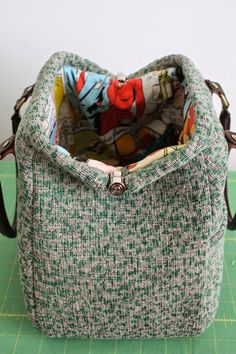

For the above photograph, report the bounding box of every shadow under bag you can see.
[0,51,236,338]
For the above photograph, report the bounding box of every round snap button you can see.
[109,182,125,195]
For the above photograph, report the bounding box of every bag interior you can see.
[44,65,195,172]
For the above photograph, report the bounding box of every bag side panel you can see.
[15,136,38,328]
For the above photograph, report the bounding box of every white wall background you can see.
[0,0,235,169]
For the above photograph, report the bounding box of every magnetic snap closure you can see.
[108,170,126,195]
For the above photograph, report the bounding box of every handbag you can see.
[0,51,236,338]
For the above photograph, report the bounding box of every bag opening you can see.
[43,64,195,173]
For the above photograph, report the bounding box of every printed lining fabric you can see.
[45,66,195,172]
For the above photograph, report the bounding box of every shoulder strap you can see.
[0,136,17,237]
[224,130,236,230]
[206,80,236,230]
[11,84,35,134]
[0,85,34,238]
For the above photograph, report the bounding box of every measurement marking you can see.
[12,317,24,354]
[139,339,143,354]
[0,313,27,317]
[38,335,44,354]
[213,322,218,354]
[63,338,68,354]
[224,261,236,317]
[164,338,167,354]
[214,318,236,323]
[114,339,118,354]
[88,339,93,354]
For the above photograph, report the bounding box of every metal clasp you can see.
[108,169,126,195]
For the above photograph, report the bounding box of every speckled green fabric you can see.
[15,52,229,338]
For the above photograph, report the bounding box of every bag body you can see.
[15,52,229,338]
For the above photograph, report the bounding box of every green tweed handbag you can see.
[0,51,236,338]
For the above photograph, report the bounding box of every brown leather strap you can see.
[206,80,236,230]
[224,130,236,230]
[0,84,34,238]
[0,135,17,237]
[11,84,35,134]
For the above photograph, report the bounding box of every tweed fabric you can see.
[15,52,229,338]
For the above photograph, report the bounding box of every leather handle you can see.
[11,84,35,134]
[0,135,17,238]
[224,130,236,230]
[0,84,34,238]
[206,80,236,230]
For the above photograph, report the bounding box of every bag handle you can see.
[0,135,17,237]
[0,84,34,238]
[1,80,235,238]
[224,130,236,230]
[205,80,236,230]
[11,84,35,134]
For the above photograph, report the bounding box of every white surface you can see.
[0,0,235,169]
